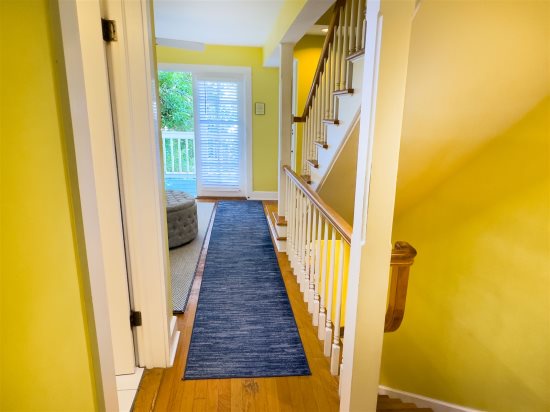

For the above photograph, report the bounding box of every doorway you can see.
[158,64,251,198]
[159,71,197,196]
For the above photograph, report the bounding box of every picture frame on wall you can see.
[255,102,265,115]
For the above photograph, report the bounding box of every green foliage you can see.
[158,71,194,131]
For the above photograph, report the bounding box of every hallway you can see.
[133,201,340,411]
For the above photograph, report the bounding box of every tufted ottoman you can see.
[166,190,198,248]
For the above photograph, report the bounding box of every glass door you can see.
[193,74,246,197]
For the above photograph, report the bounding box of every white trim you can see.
[159,63,252,76]
[340,0,416,410]
[168,316,180,367]
[53,0,119,409]
[248,191,278,200]
[379,387,482,412]
[101,0,172,368]
[277,43,294,217]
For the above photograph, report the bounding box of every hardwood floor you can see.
[133,200,341,411]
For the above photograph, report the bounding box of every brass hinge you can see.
[130,310,142,327]
[101,18,117,42]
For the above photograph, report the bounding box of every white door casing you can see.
[100,0,173,369]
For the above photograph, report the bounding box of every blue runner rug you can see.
[184,201,310,380]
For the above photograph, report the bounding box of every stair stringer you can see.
[310,57,364,189]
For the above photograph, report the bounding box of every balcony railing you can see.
[162,130,195,175]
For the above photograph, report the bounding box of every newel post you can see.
[277,43,294,218]
[339,0,416,410]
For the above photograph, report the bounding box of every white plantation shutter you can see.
[195,77,243,193]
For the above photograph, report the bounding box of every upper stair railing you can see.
[294,0,366,181]
[284,166,417,376]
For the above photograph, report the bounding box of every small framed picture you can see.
[255,102,265,115]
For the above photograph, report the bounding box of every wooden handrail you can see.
[385,242,417,332]
[284,165,352,243]
[299,0,346,120]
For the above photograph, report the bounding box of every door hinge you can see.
[130,310,142,327]
[101,18,118,42]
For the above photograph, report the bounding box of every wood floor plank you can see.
[132,368,163,411]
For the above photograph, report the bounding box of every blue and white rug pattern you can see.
[184,201,311,379]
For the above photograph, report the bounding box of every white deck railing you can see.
[162,130,195,175]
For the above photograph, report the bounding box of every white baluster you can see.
[308,207,317,313]
[331,238,345,376]
[333,14,342,91]
[312,210,323,326]
[288,183,296,269]
[340,0,349,90]
[324,227,337,356]
[326,45,332,119]
[170,138,175,173]
[285,174,294,266]
[349,0,357,54]
[361,3,366,50]
[304,199,312,304]
[318,218,329,340]
[328,43,336,119]
[356,0,363,52]
[300,191,309,293]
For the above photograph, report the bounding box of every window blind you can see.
[196,79,242,191]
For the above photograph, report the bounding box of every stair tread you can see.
[271,210,287,226]
[377,409,432,412]
[306,159,319,168]
[334,88,354,95]
[347,48,365,61]
[322,118,340,125]
[313,141,329,149]
[376,402,417,410]
[301,174,312,184]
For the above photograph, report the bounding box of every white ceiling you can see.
[395,0,550,213]
[154,0,286,47]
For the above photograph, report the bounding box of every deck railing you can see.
[284,166,416,376]
[294,0,366,179]
[162,130,195,175]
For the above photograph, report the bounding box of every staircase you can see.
[294,0,365,189]
[277,0,420,394]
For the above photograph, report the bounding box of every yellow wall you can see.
[156,45,279,192]
[293,35,325,172]
[263,0,307,65]
[318,118,359,224]
[381,97,550,411]
[0,1,97,410]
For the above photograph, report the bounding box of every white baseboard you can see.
[247,191,278,200]
[379,386,481,412]
[168,316,179,367]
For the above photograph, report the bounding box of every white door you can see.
[193,74,247,197]
[100,8,137,376]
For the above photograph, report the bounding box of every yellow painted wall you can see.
[318,118,359,224]
[293,35,324,172]
[156,45,279,192]
[263,0,307,65]
[0,1,97,410]
[381,97,550,411]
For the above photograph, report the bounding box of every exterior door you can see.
[193,74,247,197]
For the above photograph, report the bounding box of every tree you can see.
[158,71,194,131]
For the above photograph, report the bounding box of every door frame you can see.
[158,63,253,198]
[54,0,175,409]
